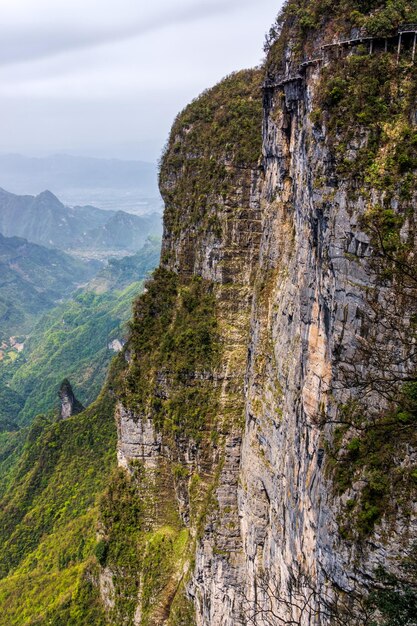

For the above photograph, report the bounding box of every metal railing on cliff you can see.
[264,24,417,91]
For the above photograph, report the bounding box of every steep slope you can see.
[0,379,119,626]
[1,1,417,624]
[235,2,417,623]
[0,187,161,256]
[97,3,417,625]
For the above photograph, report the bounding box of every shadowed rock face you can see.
[58,379,85,419]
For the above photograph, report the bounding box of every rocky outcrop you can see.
[58,379,84,419]
[99,69,266,625]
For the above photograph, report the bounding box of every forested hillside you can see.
[0,233,97,345]
[0,238,160,429]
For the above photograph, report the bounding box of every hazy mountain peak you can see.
[0,187,16,198]
[36,189,62,203]
[0,187,162,256]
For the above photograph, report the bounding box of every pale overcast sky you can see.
[0,0,282,162]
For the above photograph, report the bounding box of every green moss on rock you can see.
[327,384,417,538]
[159,69,263,242]
[123,269,219,442]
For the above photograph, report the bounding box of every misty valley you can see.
[0,178,162,433]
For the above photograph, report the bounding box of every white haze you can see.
[0,0,282,161]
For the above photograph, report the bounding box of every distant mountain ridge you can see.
[0,187,162,256]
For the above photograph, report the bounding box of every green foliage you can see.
[0,239,160,426]
[0,381,23,432]
[94,539,109,567]
[167,588,197,626]
[86,237,161,294]
[124,268,219,442]
[328,384,417,537]
[369,544,417,625]
[364,1,417,36]
[100,267,222,622]
[31,575,108,626]
[0,375,119,624]
[307,17,417,193]
[159,69,262,239]
[5,282,141,425]
[0,429,26,499]
[265,1,417,75]
[98,459,188,624]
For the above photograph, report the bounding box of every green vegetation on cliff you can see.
[314,43,417,541]
[266,1,417,71]
[262,1,417,615]
[160,69,262,240]
[124,268,219,441]
[315,52,417,190]
[95,268,221,625]
[96,269,219,623]
[4,1,417,620]
[97,69,264,625]
[327,383,417,537]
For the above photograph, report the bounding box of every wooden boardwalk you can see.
[265,24,417,91]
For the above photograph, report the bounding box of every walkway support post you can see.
[397,32,402,63]
[413,32,417,62]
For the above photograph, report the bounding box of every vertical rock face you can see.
[101,4,417,624]
[233,5,417,625]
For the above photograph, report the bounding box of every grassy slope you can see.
[0,239,160,623]
[9,281,141,425]
[0,377,119,626]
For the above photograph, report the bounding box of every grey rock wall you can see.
[193,56,416,626]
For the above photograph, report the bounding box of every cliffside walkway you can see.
[265,24,417,90]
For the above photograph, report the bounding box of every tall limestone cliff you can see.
[98,69,265,625]
[98,2,417,624]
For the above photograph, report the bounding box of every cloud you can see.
[0,0,253,66]
[0,0,281,160]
